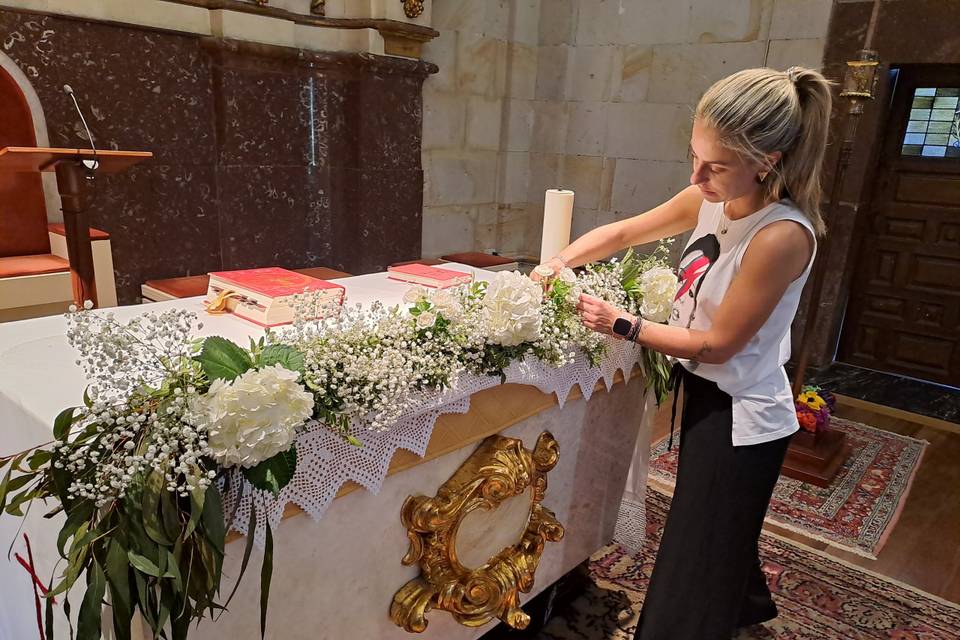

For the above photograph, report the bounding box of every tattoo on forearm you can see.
[693,341,712,362]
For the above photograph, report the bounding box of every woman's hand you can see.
[577,294,635,336]
[530,257,565,283]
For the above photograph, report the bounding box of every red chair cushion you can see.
[0,253,70,278]
[47,223,110,240]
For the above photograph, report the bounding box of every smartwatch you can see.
[612,316,633,338]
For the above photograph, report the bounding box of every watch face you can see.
[613,317,632,336]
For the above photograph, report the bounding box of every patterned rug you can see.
[648,417,927,558]
[537,489,960,639]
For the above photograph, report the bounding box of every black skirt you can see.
[634,367,791,640]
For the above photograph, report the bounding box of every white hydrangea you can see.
[638,267,679,323]
[195,364,314,468]
[481,271,543,346]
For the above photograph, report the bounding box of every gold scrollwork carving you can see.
[402,0,425,19]
[391,432,563,633]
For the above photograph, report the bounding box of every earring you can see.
[756,172,767,184]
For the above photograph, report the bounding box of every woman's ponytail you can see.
[696,66,834,236]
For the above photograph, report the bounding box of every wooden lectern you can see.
[0,147,152,308]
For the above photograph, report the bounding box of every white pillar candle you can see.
[540,189,575,262]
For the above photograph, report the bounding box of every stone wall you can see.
[421,0,833,261]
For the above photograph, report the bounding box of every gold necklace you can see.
[719,203,731,235]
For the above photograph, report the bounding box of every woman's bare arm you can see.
[578,220,814,364]
[547,185,703,269]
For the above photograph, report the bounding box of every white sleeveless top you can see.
[668,198,817,446]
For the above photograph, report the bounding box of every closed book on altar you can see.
[205,267,345,326]
[387,263,473,288]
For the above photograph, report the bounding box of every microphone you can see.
[63,84,99,175]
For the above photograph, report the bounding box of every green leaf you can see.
[259,522,274,638]
[49,537,88,598]
[28,450,52,471]
[142,471,173,546]
[157,580,173,632]
[133,570,157,633]
[196,336,253,382]
[242,447,297,497]
[82,387,93,408]
[259,345,305,375]
[166,550,183,591]
[0,467,14,511]
[185,487,205,538]
[171,595,192,640]
[222,503,258,611]
[44,579,55,640]
[77,559,106,640]
[160,486,182,542]
[128,551,167,578]
[5,485,39,517]
[201,485,226,557]
[106,540,133,640]
[53,407,78,441]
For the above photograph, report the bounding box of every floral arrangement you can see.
[795,385,835,433]
[0,246,677,640]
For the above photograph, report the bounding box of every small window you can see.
[901,87,960,157]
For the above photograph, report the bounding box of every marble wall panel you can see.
[90,163,223,294]
[0,9,431,304]
[0,13,218,165]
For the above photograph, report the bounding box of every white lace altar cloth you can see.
[222,338,649,548]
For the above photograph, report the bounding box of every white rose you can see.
[481,271,543,346]
[533,264,555,278]
[416,310,437,329]
[403,286,428,304]
[639,267,679,323]
[558,267,577,284]
[430,290,462,320]
[195,364,314,468]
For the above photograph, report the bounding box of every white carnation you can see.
[195,364,314,468]
[639,267,679,323]
[481,271,543,346]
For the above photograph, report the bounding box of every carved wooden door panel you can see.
[838,65,960,386]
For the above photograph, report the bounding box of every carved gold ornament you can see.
[402,0,425,19]
[391,432,564,633]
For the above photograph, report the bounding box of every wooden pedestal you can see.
[782,426,851,488]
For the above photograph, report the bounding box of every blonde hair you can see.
[695,67,833,236]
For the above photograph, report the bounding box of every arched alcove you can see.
[0,61,50,257]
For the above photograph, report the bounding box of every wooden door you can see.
[838,65,960,386]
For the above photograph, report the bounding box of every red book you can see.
[205,267,345,326]
[387,263,473,288]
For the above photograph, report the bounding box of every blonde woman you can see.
[535,67,832,639]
